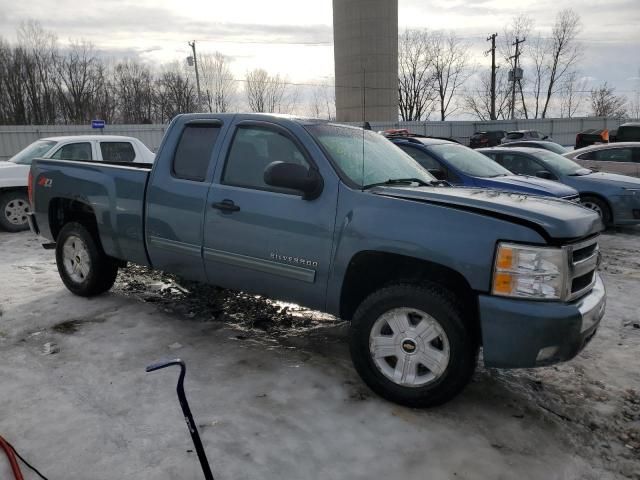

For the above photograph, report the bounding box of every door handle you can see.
[212,199,240,212]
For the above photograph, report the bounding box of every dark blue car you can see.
[388,135,579,200]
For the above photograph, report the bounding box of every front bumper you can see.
[611,193,640,225]
[26,212,39,235]
[479,273,606,368]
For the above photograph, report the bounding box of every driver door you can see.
[203,120,338,310]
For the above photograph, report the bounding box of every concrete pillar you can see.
[333,0,398,122]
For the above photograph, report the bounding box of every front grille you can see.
[572,271,595,293]
[565,236,599,301]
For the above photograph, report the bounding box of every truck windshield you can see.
[306,124,434,188]
[428,144,512,178]
[9,140,57,165]
[533,150,591,176]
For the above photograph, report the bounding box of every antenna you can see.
[361,66,366,191]
[360,10,365,191]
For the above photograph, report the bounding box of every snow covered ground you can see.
[0,229,638,479]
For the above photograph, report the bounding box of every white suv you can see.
[0,135,155,231]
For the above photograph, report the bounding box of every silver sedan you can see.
[564,142,640,177]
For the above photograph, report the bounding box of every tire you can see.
[55,222,118,296]
[580,195,612,226]
[349,283,478,408]
[0,191,30,232]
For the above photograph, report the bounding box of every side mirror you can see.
[264,162,323,200]
[542,135,549,140]
[428,168,446,181]
[535,170,554,180]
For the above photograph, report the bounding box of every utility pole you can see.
[509,36,525,119]
[486,33,498,120]
[188,40,202,109]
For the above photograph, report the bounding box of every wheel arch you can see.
[579,191,613,223]
[0,186,28,195]
[339,250,480,339]
[48,197,100,242]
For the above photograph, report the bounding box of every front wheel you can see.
[580,195,612,226]
[0,191,30,232]
[55,222,118,296]
[349,283,478,407]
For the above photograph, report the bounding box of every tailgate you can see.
[31,158,152,266]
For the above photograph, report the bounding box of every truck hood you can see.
[0,162,28,187]
[371,185,602,240]
[480,175,578,198]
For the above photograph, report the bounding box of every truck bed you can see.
[31,158,152,266]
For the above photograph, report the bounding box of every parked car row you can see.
[468,129,553,149]
[0,135,154,231]
[383,132,579,200]
[383,130,640,227]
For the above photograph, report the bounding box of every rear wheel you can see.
[55,222,118,296]
[349,283,478,407]
[0,191,30,232]
[580,195,612,225]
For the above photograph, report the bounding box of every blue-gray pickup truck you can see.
[28,114,606,407]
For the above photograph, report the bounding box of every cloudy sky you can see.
[1,0,639,100]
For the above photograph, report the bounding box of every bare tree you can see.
[590,83,627,118]
[198,52,236,113]
[540,9,582,118]
[112,60,154,123]
[17,21,59,124]
[464,69,512,121]
[154,62,198,122]
[55,40,107,123]
[308,81,335,120]
[559,71,587,118]
[245,69,295,113]
[431,32,472,121]
[398,29,437,121]
[0,40,29,124]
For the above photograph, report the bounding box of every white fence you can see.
[0,117,632,161]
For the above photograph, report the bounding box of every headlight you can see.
[492,243,568,300]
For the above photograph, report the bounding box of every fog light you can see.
[536,346,560,362]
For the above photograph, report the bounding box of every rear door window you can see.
[592,148,633,162]
[173,125,221,181]
[100,142,136,162]
[50,142,92,161]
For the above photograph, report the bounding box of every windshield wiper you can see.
[363,178,433,189]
